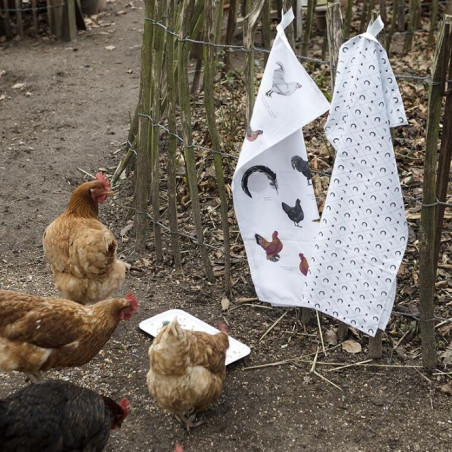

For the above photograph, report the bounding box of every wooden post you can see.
[178,0,215,282]
[15,0,23,37]
[224,0,238,71]
[369,330,383,358]
[418,16,452,370]
[149,1,166,261]
[326,1,342,105]
[429,0,439,45]
[403,0,420,53]
[301,0,315,57]
[433,28,452,274]
[135,0,155,253]
[1,0,11,39]
[243,0,266,124]
[165,0,182,270]
[31,0,39,35]
[62,0,77,41]
[343,0,353,39]
[203,0,232,295]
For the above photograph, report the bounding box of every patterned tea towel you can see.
[301,17,409,336]
[232,9,330,306]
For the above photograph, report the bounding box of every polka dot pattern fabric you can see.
[301,34,409,337]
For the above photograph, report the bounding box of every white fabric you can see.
[300,18,409,336]
[232,9,330,306]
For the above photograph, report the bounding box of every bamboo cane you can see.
[178,0,215,282]
[301,0,315,56]
[149,1,166,261]
[135,0,155,252]
[203,0,232,295]
[165,0,182,270]
[243,0,266,124]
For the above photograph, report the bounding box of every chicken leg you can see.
[175,413,204,432]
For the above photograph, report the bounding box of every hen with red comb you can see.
[0,380,129,451]
[43,172,130,304]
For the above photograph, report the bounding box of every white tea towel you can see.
[301,17,408,336]
[232,9,330,306]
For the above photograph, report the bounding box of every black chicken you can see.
[282,199,304,227]
[0,380,129,452]
[291,155,312,185]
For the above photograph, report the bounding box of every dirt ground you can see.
[1,2,452,451]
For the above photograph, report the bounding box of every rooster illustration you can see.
[255,231,283,262]
[291,155,312,185]
[245,127,263,142]
[282,199,304,227]
[266,62,302,97]
[299,253,309,276]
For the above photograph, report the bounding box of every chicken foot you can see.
[175,413,204,432]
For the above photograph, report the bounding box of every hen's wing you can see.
[69,226,117,278]
[44,217,117,279]
[186,331,229,375]
[0,291,84,349]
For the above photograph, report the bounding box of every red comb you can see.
[126,293,139,311]
[95,171,112,190]
[119,398,130,415]
[175,444,184,452]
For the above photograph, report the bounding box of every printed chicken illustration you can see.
[245,127,264,142]
[255,231,283,262]
[147,317,229,432]
[265,61,302,97]
[0,289,139,382]
[282,199,304,227]
[291,155,313,185]
[0,380,129,452]
[299,252,309,276]
[43,171,130,304]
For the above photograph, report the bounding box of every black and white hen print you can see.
[301,18,408,337]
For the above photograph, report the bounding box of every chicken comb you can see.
[125,293,139,311]
[175,444,184,452]
[119,398,130,415]
[95,171,112,190]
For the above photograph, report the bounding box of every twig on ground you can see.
[316,311,327,356]
[259,311,288,342]
[313,370,343,391]
[324,359,373,372]
[77,168,96,179]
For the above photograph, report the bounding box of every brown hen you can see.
[0,289,139,382]
[147,317,229,431]
[43,172,129,304]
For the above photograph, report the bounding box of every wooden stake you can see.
[178,0,215,282]
[135,0,155,253]
[243,0,266,123]
[419,16,452,370]
[203,0,232,295]
[164,0,182,270]
[326,0,343,95]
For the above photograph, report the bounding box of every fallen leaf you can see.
[12,82,25,89]
[341,339,362,354]
[221,297,230,311]
[105,45,116,51]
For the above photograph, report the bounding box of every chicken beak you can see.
[104,190,114,196]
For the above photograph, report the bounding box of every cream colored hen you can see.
[43,172,129,304]
[147,317,229,431]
